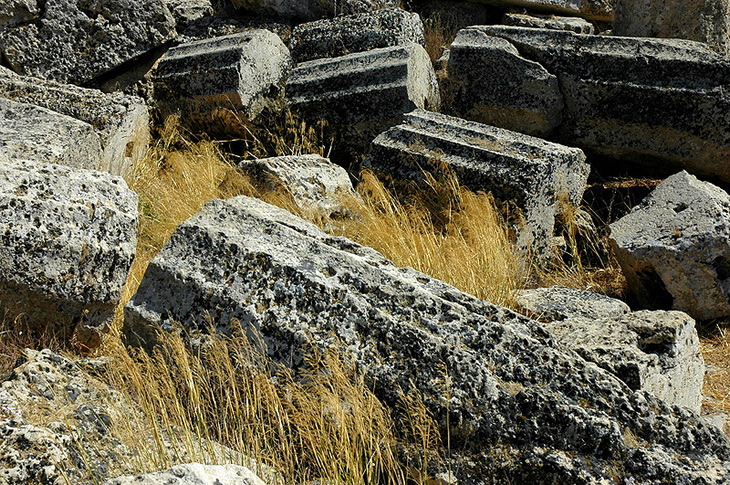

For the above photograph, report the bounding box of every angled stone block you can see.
[502,12,595,33]
[473,0,614,21]
[289,7,425,63]
[0,73,149,177]
[125,195,730,482]
[610,171,730,321]
[362,109,589,257]
[477,26,730,183]
[0,0,175,84]
[229,0,400,21]
[0,98,104,171]
[445,27,564,138]
[154,30,292,132]
[0,159,138,348]
[286,44,440,152]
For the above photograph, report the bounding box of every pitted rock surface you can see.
[502,12,595,33]
[464,26,730,183]
[517,286,631,321]
[473,0,614,21]
[614,0,729,56]
[229,0,400,21]
[237,154,357,216]
[126,195,730,483]
[0,0,176,84]
[363,109,589,258]
[154,30,292,132]
[287,44,440,154]
[0,73,149,177]
[0,0,39,28]
[0,159,138,347]
[104,463,266,485]
[289,7,425,63]
[445,27,564,138]
[0,98,104,171]
[610,170,730,321]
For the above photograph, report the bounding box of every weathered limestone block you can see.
[164,0,214,30]
[445,27,564,138]
[610,171,730,321]
[517,285,630,321]
[154,30,292,131]
[0,73,149,177]
[474,0,614,21]
[614,0,730,56]
[289,7,425,63]
[362,109,589,257]
[502,12,595,33]
[0,0,176,84]
[0,0,39,28]
[229,0,400,21]
[478,26,730,183]
[125,195,730,482]
[0,99,104,171]
[104,464,266,485]
[286,44,440,152]
[238,155,357,216]
[517,286,703,411]
[0,159,138,348]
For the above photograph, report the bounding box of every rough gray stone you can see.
[445,27,564,138]
[502,12,595,33]
[289,7,425,63]
[286,44,440,153]
[516,285,631,321]
[0,159,138,348]
[104,464,266,485]
[0,0,39,28]
[476,26,730,183]
[474,0,614,21]
[125,195,730,483]
[229,0,400,21]
[238,155,357,216]
[164,0,214,29]
[0,98,104,171]
[362,109,589,258]
[0,73,149,177]
[610,171,730,321]
[0,0,176,84]
[516,286,702,411]
[154,30,292,132]
[614,0,729,56]
[550,310,705,412]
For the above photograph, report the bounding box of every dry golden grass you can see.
[700,323,730,417]
[423,13,460,63]
[84,329,439,484]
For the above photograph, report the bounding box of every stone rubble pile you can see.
[1,0,730,483]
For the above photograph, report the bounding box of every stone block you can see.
[502,12,595,33]
[0,73,149,177]
[610,171,730,320]
[362,109,589,257]
[154,30,292,132]
[0,159,138,348]
[229,0,400,21]
[289,7,425,63]
[0,98,104,171]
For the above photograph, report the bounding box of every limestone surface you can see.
[286,44,440,152]
[229,0,400,21]
[125,195,730,482]
[0,72,149,177]
[0,0,176,84]
[104,464,266,485]
[0,0,38,28]
[610,171,730,321]
[0,159,138,348]
[362,109,589,258]
[446,27,564,138]
[238,155,357,216]
[502,12,595,33]
[473,0,614,21]
[476,26,730,183]
[0,98,104,171]
[517,286,631,321]
[289,7,425,63]
[154,30,292,131]
[614,0,729,56]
